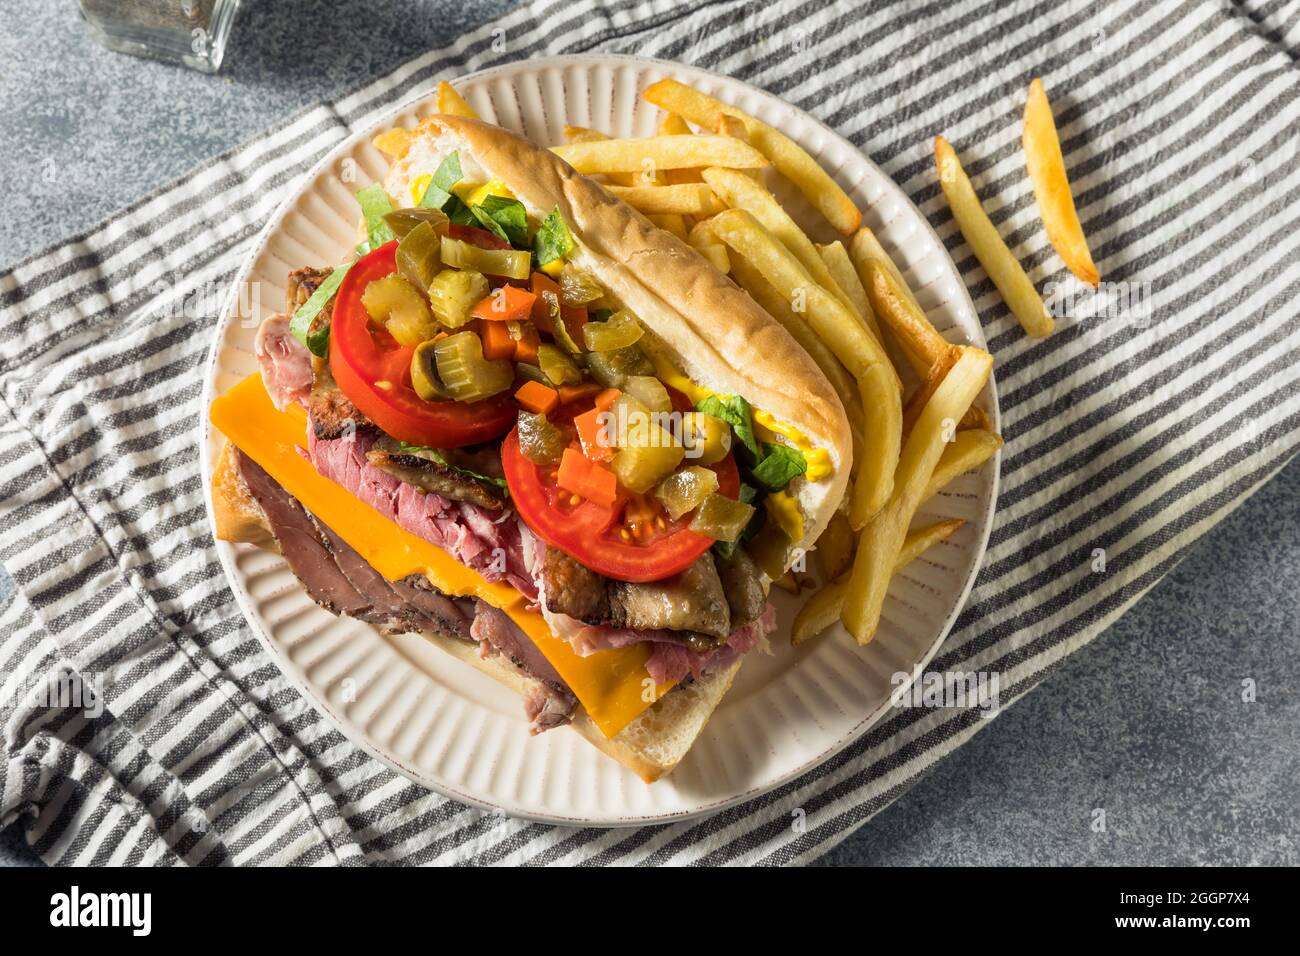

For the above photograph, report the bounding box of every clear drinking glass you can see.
[77,0,241,74]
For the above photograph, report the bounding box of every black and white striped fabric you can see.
[2,0,1298,865]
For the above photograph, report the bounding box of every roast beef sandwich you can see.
[209,114,851,781]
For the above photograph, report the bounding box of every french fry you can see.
[729,252,866,462]
[716,114,749,142]
[815,511,855,581]
[902,345,961,438]
[863,258,990,431]
[644,79,862,234]
[842,347,992,644]
[708,209,901,525]
[372,127,413,159]
[895,518,966,569]
[1023,78,1100,287]
[922,429,1003,505]
[646,213,689,240]
[702,167,861,320]
[861,257,947,373]
[606,183,717,215]
[935,136,1054,337]
[817,240,887,357]
[551,135,769,174]
[687,220,731,273]
[657,112,693,136]
[849,226,921,312]
[437,81,477,118]
[792,518,966,645]
[563,125,610,144]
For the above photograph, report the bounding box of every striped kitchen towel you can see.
[2,0,1298,866]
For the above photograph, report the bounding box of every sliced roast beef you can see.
[716,547,766,628]
[471,601,576,733]
[307,420,536,600]
[236,451,373,618]
[255,315,314,412]
[387,576,475,641]
[644,603,777,685]
[366,448,505,511]
[235,449,574,732]
[310,516,441,636]
[541,549,731,639]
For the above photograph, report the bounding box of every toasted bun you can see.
[211,442,737,782]
[382,115,853,560]
[211,439,277,552]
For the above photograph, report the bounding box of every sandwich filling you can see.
[229,147,833,735]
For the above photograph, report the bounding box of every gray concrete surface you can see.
[1,0,1297,866]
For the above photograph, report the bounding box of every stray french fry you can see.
[709,208,901,525]
[922,429,1003,504]
[842,347,992,644]
[643,79,862,234]
[551,135,769,174]
[730,252,866,461]
[1023,78,1100,286]
[935,136,1054,337]
[437,81,477,118]
[702,167,860,319]
[792,518,966,645]
[606,182,717,215]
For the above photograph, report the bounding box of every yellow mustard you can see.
[764,492,805,542]
[409,173,432,205]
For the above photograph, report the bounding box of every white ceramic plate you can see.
[201,55,999,826]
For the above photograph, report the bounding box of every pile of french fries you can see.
[433,74,1097,647]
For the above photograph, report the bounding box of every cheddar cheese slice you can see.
[210,373,665,737]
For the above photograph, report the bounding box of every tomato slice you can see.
[502,419,741,583]
[448,222,511,250]
[329,242,515,447]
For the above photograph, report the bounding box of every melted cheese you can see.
[209,373,664,738]
[642,335,834,482]
[450,179,515,208]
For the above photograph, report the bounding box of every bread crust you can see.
[385,115,853,558]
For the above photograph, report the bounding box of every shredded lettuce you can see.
[355,184,396,254]
[696,394,760,458]
[534,207,575,265]
[288,265,350,357]
[472,194,529,248]
[418,152,473,224]
[750,442,807,493]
